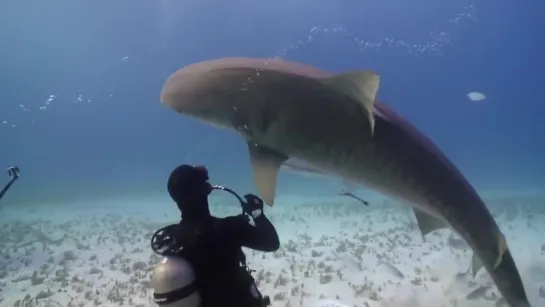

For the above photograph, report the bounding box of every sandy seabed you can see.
[1,195,544,307]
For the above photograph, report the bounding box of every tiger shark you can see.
[160,57,531,307]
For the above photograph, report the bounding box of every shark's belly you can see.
[326,141,440,215]
[273,113,446,218]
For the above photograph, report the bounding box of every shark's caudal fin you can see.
[321,70,379,136]
[247,142,288,206]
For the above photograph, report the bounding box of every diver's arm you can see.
[227,214,280,252]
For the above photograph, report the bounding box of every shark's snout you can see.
[160,73,195,114]
[160,69,240,130]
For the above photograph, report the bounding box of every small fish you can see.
[466,285,489,300]
[377,261,405,279]
[338,190,369,206]
[467,91,486,102]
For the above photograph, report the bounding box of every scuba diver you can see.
[0,166,20,203]
[150,164,280,307]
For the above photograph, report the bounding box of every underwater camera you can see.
[7,166,19,178]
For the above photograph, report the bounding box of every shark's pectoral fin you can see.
[247,142,288,206]
[471,254,483,278]
[412,208,448,237]
[322,71,380,136]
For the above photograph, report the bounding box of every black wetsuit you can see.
[179,213,279,307]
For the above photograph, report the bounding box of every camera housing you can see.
[7,166,19,178]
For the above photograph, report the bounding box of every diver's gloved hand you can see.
[243,194,264,219]
[7,166,19,180]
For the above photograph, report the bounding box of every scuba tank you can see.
[150,185,270,307]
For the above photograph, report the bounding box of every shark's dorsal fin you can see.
[322,70,379,136]
[247,142,288,206]
[412,208,448,237]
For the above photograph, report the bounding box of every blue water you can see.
[1,0,543,204]
[0,1,544,306]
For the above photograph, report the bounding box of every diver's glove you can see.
[243,194,264,219]
[7,166,19,180]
